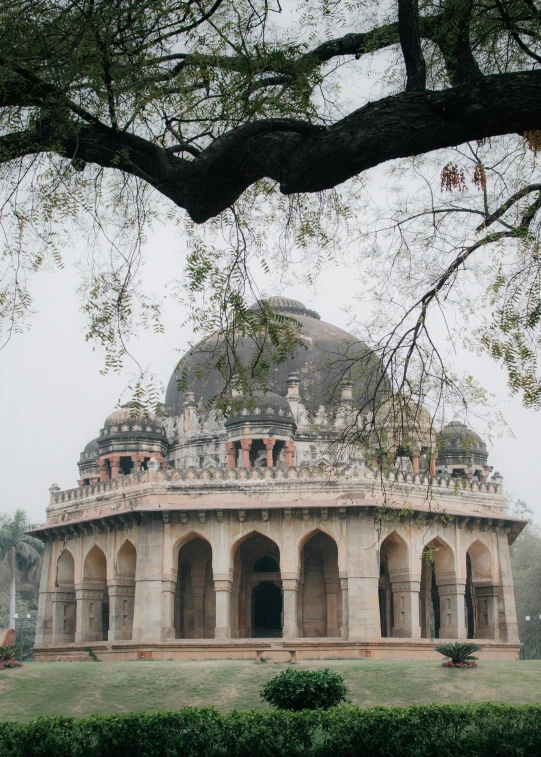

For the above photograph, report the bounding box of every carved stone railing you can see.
[49,464,503,506]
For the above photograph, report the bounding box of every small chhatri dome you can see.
[225,390,296,443]
[436,421,488,468]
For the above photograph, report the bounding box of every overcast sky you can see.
[0,213,538,525]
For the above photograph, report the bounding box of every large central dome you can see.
[165,297,385,416]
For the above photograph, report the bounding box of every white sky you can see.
[0,215,538,525]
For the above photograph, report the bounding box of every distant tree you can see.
[0,511,43,630]
[511,512,541,642]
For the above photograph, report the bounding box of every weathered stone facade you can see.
[31,298,525,661]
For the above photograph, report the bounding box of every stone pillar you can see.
[325,583,340,637]
[496,528,519,642]
[240,438,252,468]
[52,589,76,643]
[437,582,467,639]
[214,578,232,639]
[282,578,298,637]
[429,457,436,476]
[98,459,110,482]
[193,585,206,638]
[230,577,241,638]
[412,452,420,475]
[109,456,121,479]
[263,438,276,467]
[390,580,421,638]
[35,540,53,646]
[284,441,296,466]
[225,442,237,468]
[340,577,349,639]
[107,583,135,640]
[346,514,381,638]
[75,588,105,642]
[473,585,498,639]
[132,514,166,642]
[131,455,141,472]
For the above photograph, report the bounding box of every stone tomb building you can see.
[31,298,525,661]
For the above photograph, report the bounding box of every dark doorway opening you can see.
[253,582,282,637]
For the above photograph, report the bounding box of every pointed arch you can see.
[467,539,493,583]
[57,548,75,588]
[81,544,108,642]
[300,530,341,638]
[116,539,136,579]
[229,529,281,566]
[465,539,496,640]
[174,535,214,640]
[173,530,213,565]
[83,544,107,582]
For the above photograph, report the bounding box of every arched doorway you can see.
[379,532,409,638]
[253,583,282,637]
[231,533,282,638]
[466,540,496,639]
[111,540,136,640]
[174,537,215,639]
[54,549,76,643]
[300,532,341,637]
[420,538,457,639]
[81,544,109,642]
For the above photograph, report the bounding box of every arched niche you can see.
[466,540,496,640]
[230,532,282,639]
[57,549,75,588]
[300,531,341,638]
[81,544,109,642]
[379,532,409,638]
[117,540,136,579]
[420,537,456,640]
[54,549,76,643]
[174,536,214,639]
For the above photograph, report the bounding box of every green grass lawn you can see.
[1,659,540,723]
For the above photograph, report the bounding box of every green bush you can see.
[260,668,349,711]
[435,641,482,667]
[1,704,541,757]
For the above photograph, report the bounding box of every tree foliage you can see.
[1,0,541,432]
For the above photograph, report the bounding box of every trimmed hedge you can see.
[1,704,541,757]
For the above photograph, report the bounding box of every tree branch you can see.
[398,0,426,90]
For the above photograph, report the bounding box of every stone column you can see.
[437,582,467,639]
[131,455,141,472]
[52,589,76,643]
[98,459,110,482]
[35,540,53,646]
[284,441,296,466]
[390,580,421,638]
[282,578,298,637]
[214,578,232,639]
[109,456,121,479]
[132,514,166,642]
[193,585,206,638]
[473,585,498,639]
[263,438,276,467]
[108,583,135,640]
[325,583,340,637]
[340,576,349,639]
[346,514,381,638]
[496,527,520,642]
[412,452,420,475]
[75,588,105,642]
[429,457,436,476]
[240,438,252,468]
[225,441,237,468]
[230,577,241,638]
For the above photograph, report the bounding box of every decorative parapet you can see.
[48,463,503,508]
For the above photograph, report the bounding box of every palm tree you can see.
[0,510,43,629]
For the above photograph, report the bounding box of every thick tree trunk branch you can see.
[398,0,426,90]
[2,70,541,223]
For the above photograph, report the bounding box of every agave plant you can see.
[435,641,482,667]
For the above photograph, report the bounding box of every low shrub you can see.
[1,704,541,757]
[260,667,349,711]
[435,641,482,667]
[0,646,22,671]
